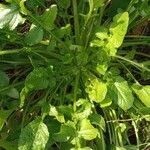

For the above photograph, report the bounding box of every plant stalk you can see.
[72,0,80,44]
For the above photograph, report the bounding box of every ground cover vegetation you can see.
[0,0,150,149]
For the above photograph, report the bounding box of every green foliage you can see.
[132,84,150,107]
[25,25,44,46]
[25,67,55,92]
[113,76,134,111]
[86,78,107,103]
[0,4,24,30]
[40,5,57,30]
[18,118,49,150]
[0,0,150,149]
[78,118,98,140]
[0,70,9,87]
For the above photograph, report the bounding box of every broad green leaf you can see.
[108,12,129,48]
[0,109,13,131]
[53,121,76,142]
[18,118,49,150]
[91,12,129,56]
[0,71,9,87]
[100,98,112,108]
[25,24,44,46]
[114,77,134,111]
[25,67,55,92]
[40,5,57,30]
[57,105,73,120]
[89,114,105,131]
[0,4,24,30]
[78,118,98,140]
[76,99,92,120]
[90,27,108,48]
[132,84,150,107]
[86,78,107,103]
[42,102,66,123]
[6,88,19,99]
[96,63,108,75]
[49,105,65,123]
[105,12,129,56]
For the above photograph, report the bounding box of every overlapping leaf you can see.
[0,4,24,30]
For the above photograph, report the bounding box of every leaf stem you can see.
[115,55,150,72]
[72,0,80,44]
[73,74,79,112]
[0,49,21,55]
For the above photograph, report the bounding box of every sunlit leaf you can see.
[18,118,49,150]
[78,118,98,140]
[114,77,134,111]
[0,4,24,30]
[89,114,105,131]
[86,78,107,103]
[132,84,150,107]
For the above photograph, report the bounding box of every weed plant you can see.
[0,0,150,150]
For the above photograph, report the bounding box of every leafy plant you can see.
[0,0,150,150]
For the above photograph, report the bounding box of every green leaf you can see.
[114,77,134,111]
[53,121,76,142]
[6,88,19,99]
[18,118,49,150]
[108,12,129,48]
[49,105,65,123]
[105,12,129,56]
[0,109,13,131]
[0,71,9,87]
[25,67,54,92]
[78,118,98,140]
[86,78,107,103]
[132,84,150,107]
[75,99,92,120]
[100,98,112,108]
[40,5,57,30]
[0,4,24,30]
[89,114,105,131]
[25,24,44,46]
